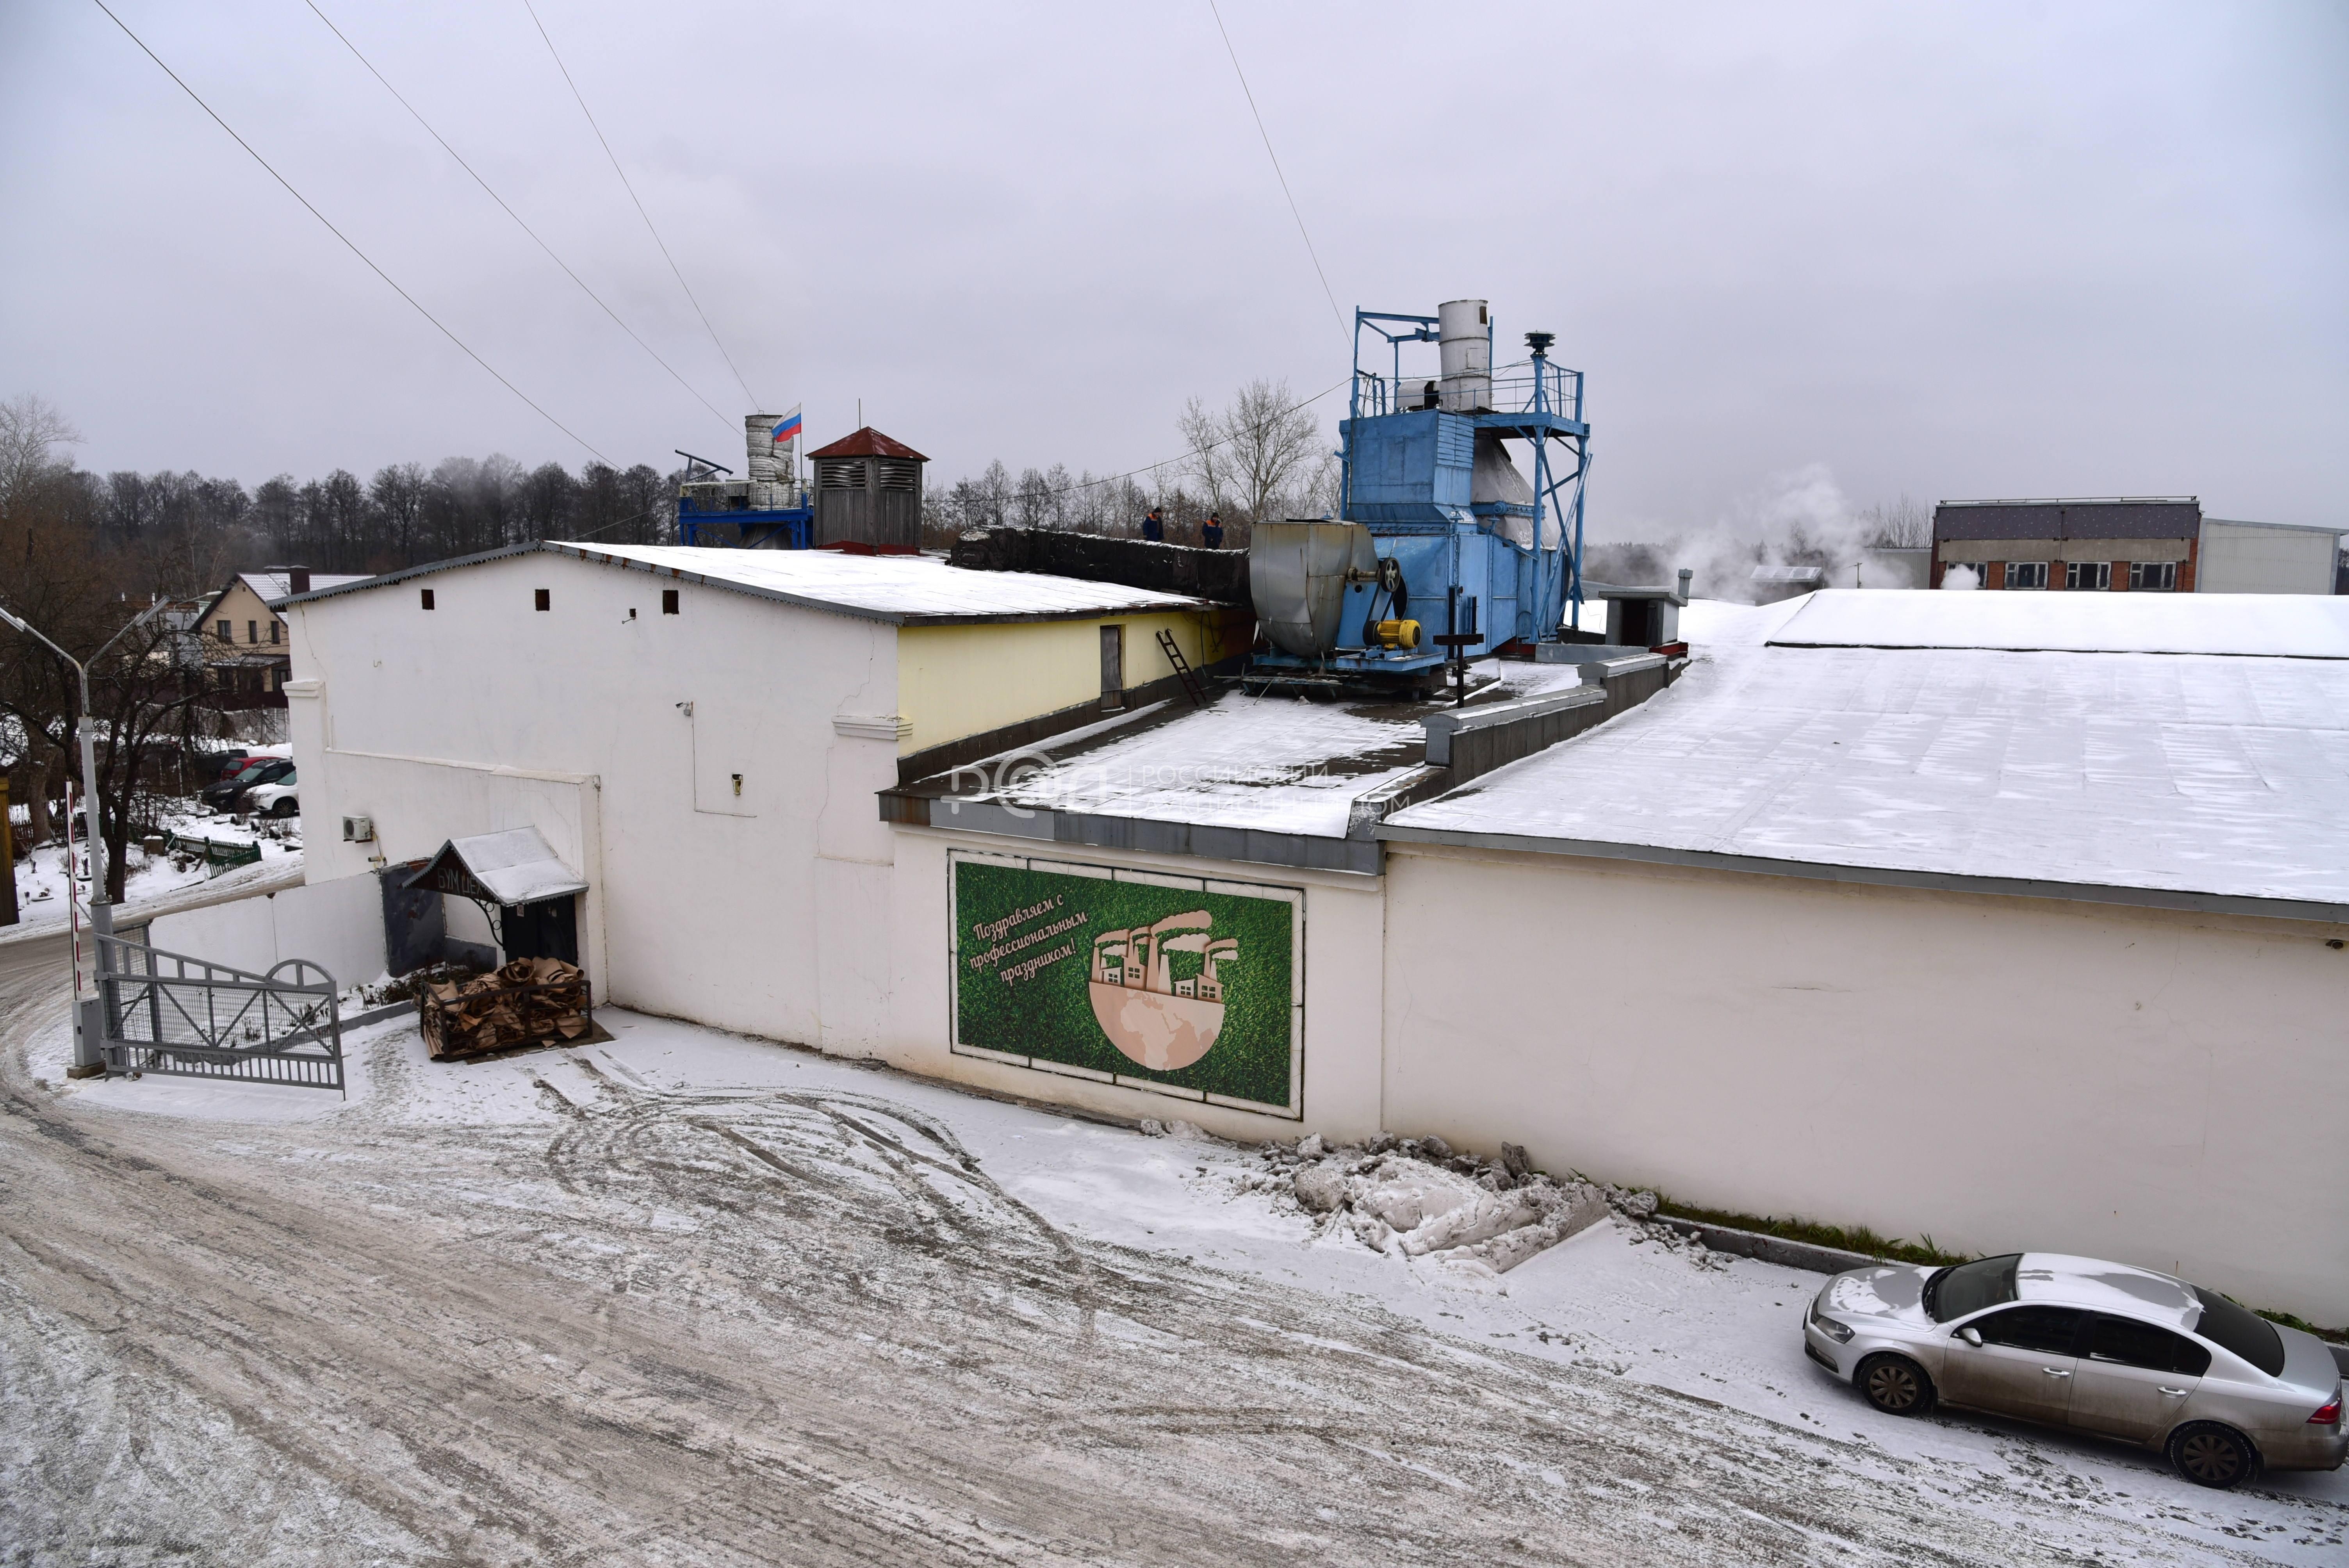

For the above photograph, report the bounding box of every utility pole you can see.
[0,600,164,1068]
[1,775,16,926]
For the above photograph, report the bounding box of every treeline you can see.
[45,454,679,579]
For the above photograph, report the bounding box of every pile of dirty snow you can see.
[1258,1132,1620,1273]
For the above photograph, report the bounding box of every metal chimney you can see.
[1437,299,1491,413]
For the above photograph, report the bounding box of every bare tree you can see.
[0,394,81,513]
[1862,494,1933,548]
[1181,378,1330,528]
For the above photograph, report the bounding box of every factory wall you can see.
[1379,841,2349,1322]
[895,610,1215,758]
[285,549,902,1049]
[2197,521,2340,595]
[881,827,1387,1145]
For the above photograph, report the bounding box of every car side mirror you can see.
[1957,1326,1983,1348]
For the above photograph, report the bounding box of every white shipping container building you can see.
[266,545,2349,1322]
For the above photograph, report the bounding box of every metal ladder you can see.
[1156,629,1208,708]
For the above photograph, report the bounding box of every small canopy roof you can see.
[406,827,587,906]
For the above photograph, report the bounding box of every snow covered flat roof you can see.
[939,663,1589,839]
[272,540,1208,625]
[1770,588,2349,659]
[1385,597,2349,916]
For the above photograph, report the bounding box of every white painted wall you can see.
[1381,842,2349,1321]
[146,871,386,989]
[885,828,1387,1145]
[285,551,902,1046]
[2198,521,2341,595]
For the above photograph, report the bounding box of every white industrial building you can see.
[261,548,2349,1321]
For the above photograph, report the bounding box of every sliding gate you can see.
[95,932,345,1094]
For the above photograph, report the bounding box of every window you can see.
[217,619,232,641]
[1927,1254,2021,1321]
[269,620,281,644]
[534,588,551,612]
[2064,561,2111,591]
[2130,561,2178,592]
[662,588,679,615]
[2004,562,2048,590]
[2085,1315,2210,1376]
[247,619,259,643]
[1972,1306,2088,1355]
[420,588,435,610]
[2190,1286,2286,1375]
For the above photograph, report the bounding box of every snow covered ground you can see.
[4,807,302,930]
[13,997,2342,1564]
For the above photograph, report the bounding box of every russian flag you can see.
[773,406,803,447]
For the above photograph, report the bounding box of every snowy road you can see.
[2,932,2342,1565]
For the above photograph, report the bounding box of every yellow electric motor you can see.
[1375,618,1422,650]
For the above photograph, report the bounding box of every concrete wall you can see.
[895,610,1210,756]
[146,871,386,989]
[1381,842,2349,1321]
[286,550,902,1048]
[884,827,1387,1145]
[2198,521,2340,596]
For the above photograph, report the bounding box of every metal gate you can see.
[95,932,345,1094]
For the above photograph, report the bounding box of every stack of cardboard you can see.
[419,956,592,1060]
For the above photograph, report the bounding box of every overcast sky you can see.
[2,1,2343,537]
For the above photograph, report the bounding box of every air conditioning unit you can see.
[341,815,375,844]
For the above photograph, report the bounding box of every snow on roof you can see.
[958,663,1587,837]
[278,541,1207,625]
[1386,602,2349,911]
[1769,588,2349,659]
[242,570,369,604]
[421,827,588,906]
[562,543,1208,625]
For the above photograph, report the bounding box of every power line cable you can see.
[89,0,612,465]
[1205,0,1348,344]
[304,0,738,435]
[519,0,761,410]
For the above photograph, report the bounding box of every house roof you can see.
[273,540,1208,626]
[196,570,371,624]
[806,426,927,462]
[1381,595,2349,921]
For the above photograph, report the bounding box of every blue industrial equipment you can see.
[674,424,814,548]
[1248,298,1590,693]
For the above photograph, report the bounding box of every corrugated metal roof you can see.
[806,426,928,461]
[272,540,1207,626]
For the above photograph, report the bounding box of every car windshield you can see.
[233,762,271,781]
[1925,1254,2021,1322]
[2190,1287,2286,1376]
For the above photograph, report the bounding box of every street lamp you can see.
[0,598,166,916]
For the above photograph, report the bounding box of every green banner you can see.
[950,853,1301,1117]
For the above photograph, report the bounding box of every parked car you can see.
[199,757,292,813]
[242,773,298,819]
[1804,1252,2345,1488]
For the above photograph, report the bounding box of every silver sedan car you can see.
[1803,1252,2346,1489]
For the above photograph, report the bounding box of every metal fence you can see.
[96,932,344,1094]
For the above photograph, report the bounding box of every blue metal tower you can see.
[1248,298,1590,692]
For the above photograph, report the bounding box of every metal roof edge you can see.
[2201,517,2348,537]
[888,795,1383,877]
[1372,825,2349,925]
[1762,640,2347,661]
[271,543,549,607]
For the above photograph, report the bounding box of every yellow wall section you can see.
[897,611,1217,755]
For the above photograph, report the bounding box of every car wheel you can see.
[2168,1423,2256,1490]
[271,798,298,818]
[1855,1353,1935,1417]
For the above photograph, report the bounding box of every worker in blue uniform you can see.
[1142,506,1164,542]
[1201,513,1224,549]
